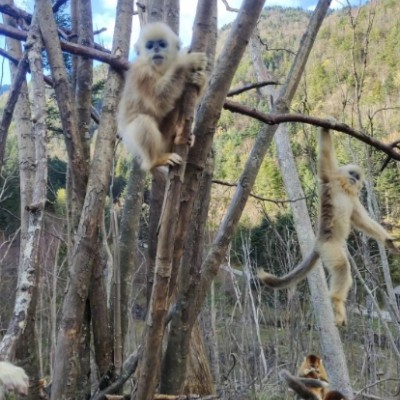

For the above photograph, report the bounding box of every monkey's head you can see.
[338,164,364,191]
[135,22,180,72]
[305,354,321,368]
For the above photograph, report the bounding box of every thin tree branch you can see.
[227,80,279,97]
[91,349,140,400]
[0,22,125,68]
[52,0,68,13]
[0,3,111,53]
[0,47,19,64]
[212,179,310,204]
[221,0,239,12]
[223,99,400,161]
[0,47,101,124]
[0,53,29,172]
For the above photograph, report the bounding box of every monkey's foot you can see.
[385,238,400,255]
[330,297,347,327]
[152,153,183,169]
[165,152,183,166]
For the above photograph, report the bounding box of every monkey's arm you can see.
[155,52,207,101]
[258,250,319,289]
[318,128,339,182]
[279,370,321,400]
[351,200,400,254]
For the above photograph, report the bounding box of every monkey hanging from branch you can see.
[117,21,207,172]
[259,128,400,326]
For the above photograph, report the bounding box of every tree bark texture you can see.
[192,0,332,331]
[119,160,145,345]
[162,0,266,392]
[135,1,216,397]
[249,21,353,397]
[0,7,47,399]
[50,1,133,398]
[36,0,88,228]
[161,151,215,393]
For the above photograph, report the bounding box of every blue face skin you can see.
[146,39,168,64]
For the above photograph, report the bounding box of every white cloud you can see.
[267,0,302,7]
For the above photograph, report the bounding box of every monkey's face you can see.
[135,22,180,72]
[339,164,364,191]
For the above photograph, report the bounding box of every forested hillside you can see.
[0,0,399,399]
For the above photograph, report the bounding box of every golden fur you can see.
[280,355,348,400]
[298,354,329,399]
[280,369,328,400]
[0,361,29,399]
[258,128,399,326]
[117,22,207,171]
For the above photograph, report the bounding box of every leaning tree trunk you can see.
[249,22,353,397]
[135,0,215,394]
[166,1,335,396]
[162,0,266,392]
[0,9,43,400]
[50,1,133,398]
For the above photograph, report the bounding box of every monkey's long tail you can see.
[324,391,348,400]
[258,249,320,289]
[279,369,322,400]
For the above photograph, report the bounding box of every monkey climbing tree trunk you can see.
[135,2,214,398]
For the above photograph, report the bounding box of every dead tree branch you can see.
[0,22,127,69]
[227,80,279,97]
[212,179,310,204]
[223,99,400,161]
[0,53,29,172]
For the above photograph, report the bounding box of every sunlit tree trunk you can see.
[50,0,133,397]
[249,14,353,397]
[161,0,266,393]
[0,5,42,399]
[119,160,145,347]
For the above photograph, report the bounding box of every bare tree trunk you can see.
[183,323,214,396]
[50,1,133,397]
[12,13,47,400]
[37,0,88,230]
[0,12,46,397]
[192,0,331,334]
[119,160,145,344]
[0,0,34,271]
[161,0,265,392]
[74,2,95,397]
[160,1,334,396]
[90,248,113,379]
[249,14,353,400]
[136,2,216,397]
[161,150,216,393]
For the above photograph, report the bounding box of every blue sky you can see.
[9,0,370,49]
[91,0,367,56]
[0,0,366,86]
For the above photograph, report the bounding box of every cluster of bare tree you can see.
[0,0,399,399]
